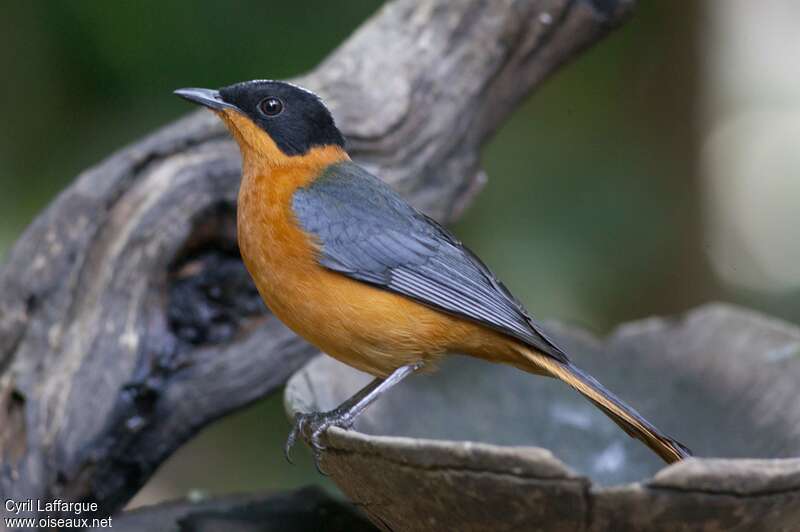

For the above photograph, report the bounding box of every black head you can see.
[175,80,344,157]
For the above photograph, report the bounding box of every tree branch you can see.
[0,0,634,515]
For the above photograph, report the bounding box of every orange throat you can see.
[218,107,349,319]
[216,108,349,176]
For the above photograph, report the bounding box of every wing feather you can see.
[292,162,569,363]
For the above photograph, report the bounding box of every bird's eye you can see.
[258,97,283,116]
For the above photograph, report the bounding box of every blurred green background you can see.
[2,0,798,506]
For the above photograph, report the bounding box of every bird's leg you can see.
[285,361,423,472]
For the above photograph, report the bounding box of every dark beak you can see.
[173,87,239,111]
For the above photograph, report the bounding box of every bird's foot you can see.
[284,406,356,474]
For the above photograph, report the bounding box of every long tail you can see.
[516,345,691,464]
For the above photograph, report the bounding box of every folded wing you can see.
[292,162,570,364]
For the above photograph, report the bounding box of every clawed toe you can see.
[283,364,422,473]
[283,413,304,464]
[284,409,354,474]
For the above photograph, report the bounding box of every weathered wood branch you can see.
[0,0,633,516]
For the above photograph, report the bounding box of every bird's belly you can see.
[258,264,468,376]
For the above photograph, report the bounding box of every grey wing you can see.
[292,162,569,364]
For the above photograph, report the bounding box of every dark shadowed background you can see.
[2,0,798,506]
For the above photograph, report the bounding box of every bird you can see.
[175,80,691,470]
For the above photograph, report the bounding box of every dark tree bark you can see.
[0,0,634,516]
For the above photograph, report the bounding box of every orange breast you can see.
[235,147,518,377]
[213,108,520,376]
